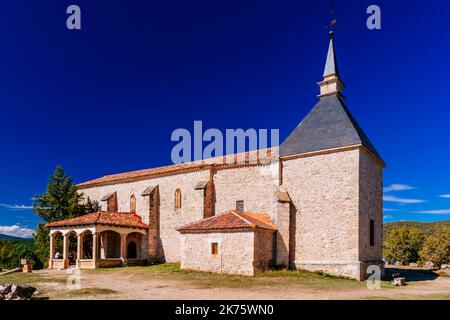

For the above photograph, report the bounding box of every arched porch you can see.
[47,211,149,269]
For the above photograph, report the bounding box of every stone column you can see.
[120,233,127,265]
[92,233,98,268]
[76,234,82,268]
[100,232,108,259]
[62,233,69,269]
[49,233,55,269]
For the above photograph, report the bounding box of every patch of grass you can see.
[363,293,450,300]
[0,271,67,285]
[0,272,44,285]
[87,263,401,291]
[361,295,397,300]
[437,270,450,277]
[52,288,118,299]
[66,288,117,297]
[91,263,371,290]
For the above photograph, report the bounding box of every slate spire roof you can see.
[280,32,383,164]
[323,31,339,77]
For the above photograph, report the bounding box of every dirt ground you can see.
[4,265,450,300]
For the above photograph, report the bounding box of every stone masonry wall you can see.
[80,170,210,262]
[253,229,275,271]
[79,163,278,263]
[213,164,279,219]
[180,230,255,275]
[281,148,361,279]
[358,149,383,266]
[78,146,381,280]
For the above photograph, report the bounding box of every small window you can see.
[370,220,375,246]
[130,195,136,213]
[211,242,219,255]
[174,189,182,210]
[236,200,244,211]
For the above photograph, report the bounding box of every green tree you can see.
[419,226,450,266]
[0,240,40,270]
[383,226,424,264]
[33,166,100,268]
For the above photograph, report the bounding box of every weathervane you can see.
[326,0,337,31]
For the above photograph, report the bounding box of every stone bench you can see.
[21,259,34,273]
[392,277,406,286]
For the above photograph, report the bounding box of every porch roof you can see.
[46,211,149,229]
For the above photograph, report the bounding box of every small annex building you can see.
[177,210,276,276]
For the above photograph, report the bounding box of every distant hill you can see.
[0,233,34,249]
[384,220,450,237]
[0,233,30,241]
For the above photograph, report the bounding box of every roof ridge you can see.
[239,211,275,229]
[176,211,230,230]
[230,210,256,228]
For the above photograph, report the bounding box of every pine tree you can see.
[32,166,100,267]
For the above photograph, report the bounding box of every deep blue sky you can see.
[1,0,450,237]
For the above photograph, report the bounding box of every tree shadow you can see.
[384,267,439,282]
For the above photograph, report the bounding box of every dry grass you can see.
[362,293,450,300]
[1,264,449,300]
[59,287,118,298]
[0,272,66,285]
[88,263,384,290]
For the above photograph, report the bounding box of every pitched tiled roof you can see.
[46,211,149,229]
[177,210,276,232]
[77,148,276,189]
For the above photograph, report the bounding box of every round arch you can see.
[127,241,137,259]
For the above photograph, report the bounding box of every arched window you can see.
[130,194,136,213]
[174,189,182,210]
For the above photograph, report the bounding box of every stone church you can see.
[47,32,384,281]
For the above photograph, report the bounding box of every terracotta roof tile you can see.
[77,148,277,188]
[46,211,149,229]
[177,210,276,232]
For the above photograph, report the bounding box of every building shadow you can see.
[384,267,439,282]
[289,203,297,269]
